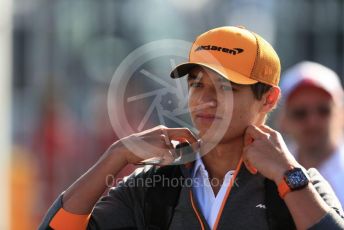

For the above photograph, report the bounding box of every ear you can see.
[260,86,280,113]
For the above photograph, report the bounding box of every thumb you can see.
[242,148,258,174]
[244,159,258,174]
[244,125,267,146]
[244,127,254,147]
[242,141,258,175]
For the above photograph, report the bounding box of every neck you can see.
[201,136,243,181]
[297,142,336,169]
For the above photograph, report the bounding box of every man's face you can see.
[284,86,338,150]
[187,67,263,143]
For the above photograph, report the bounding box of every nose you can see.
[197,87,217,108]
[305,111,325,127]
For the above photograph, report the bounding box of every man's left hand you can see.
[243,125,301,184]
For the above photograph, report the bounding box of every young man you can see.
[39,26,344,229]
[279,61,344,206]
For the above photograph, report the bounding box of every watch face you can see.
[284,168,309,190]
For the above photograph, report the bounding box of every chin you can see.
[198,128,239,143]
[303,138,328,149]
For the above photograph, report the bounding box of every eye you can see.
[220,85,235,91]
[189,82,203,88]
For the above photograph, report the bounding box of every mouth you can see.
[195,113,222,122]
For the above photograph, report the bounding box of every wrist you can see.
[273,163,294,185]
[276,166,310,199]
[107,141,129,168]
[272,160,304,185]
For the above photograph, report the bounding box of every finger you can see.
[136,156,162,165]
[160,131,194,150]
[164,128,198,143]
[159,150,176,166]
[258,125,280,141]
[139,125,168,136]
[143,126,197,145]
[243,131,254,147]
[244,125,269,143]
[135,147,172,165]
[138,125,172,147]
[243,125,263,147]
[160,129,196,152]
[140,135,173,153]
[160,134,173,147]
[242,154,258,174]
[244,160,258,174]
[173,137,190,144]
[258,125,276,134]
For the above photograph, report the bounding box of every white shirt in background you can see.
[318,145,344,207]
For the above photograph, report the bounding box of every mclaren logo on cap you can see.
[195,45,244,55]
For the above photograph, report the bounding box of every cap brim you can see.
[170,62,258,85]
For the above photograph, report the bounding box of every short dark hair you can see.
[250,82,272,100]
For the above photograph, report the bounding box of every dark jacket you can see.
[40,164,344,229]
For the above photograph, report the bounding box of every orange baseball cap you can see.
[170,26,281,86]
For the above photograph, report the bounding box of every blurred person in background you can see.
[279,61,344,206]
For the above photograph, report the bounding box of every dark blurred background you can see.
[1,0,344,229]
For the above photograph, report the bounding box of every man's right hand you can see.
[113,125,198,166]
[61,125,196,215]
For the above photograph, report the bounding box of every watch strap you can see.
[278,179,291,199]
